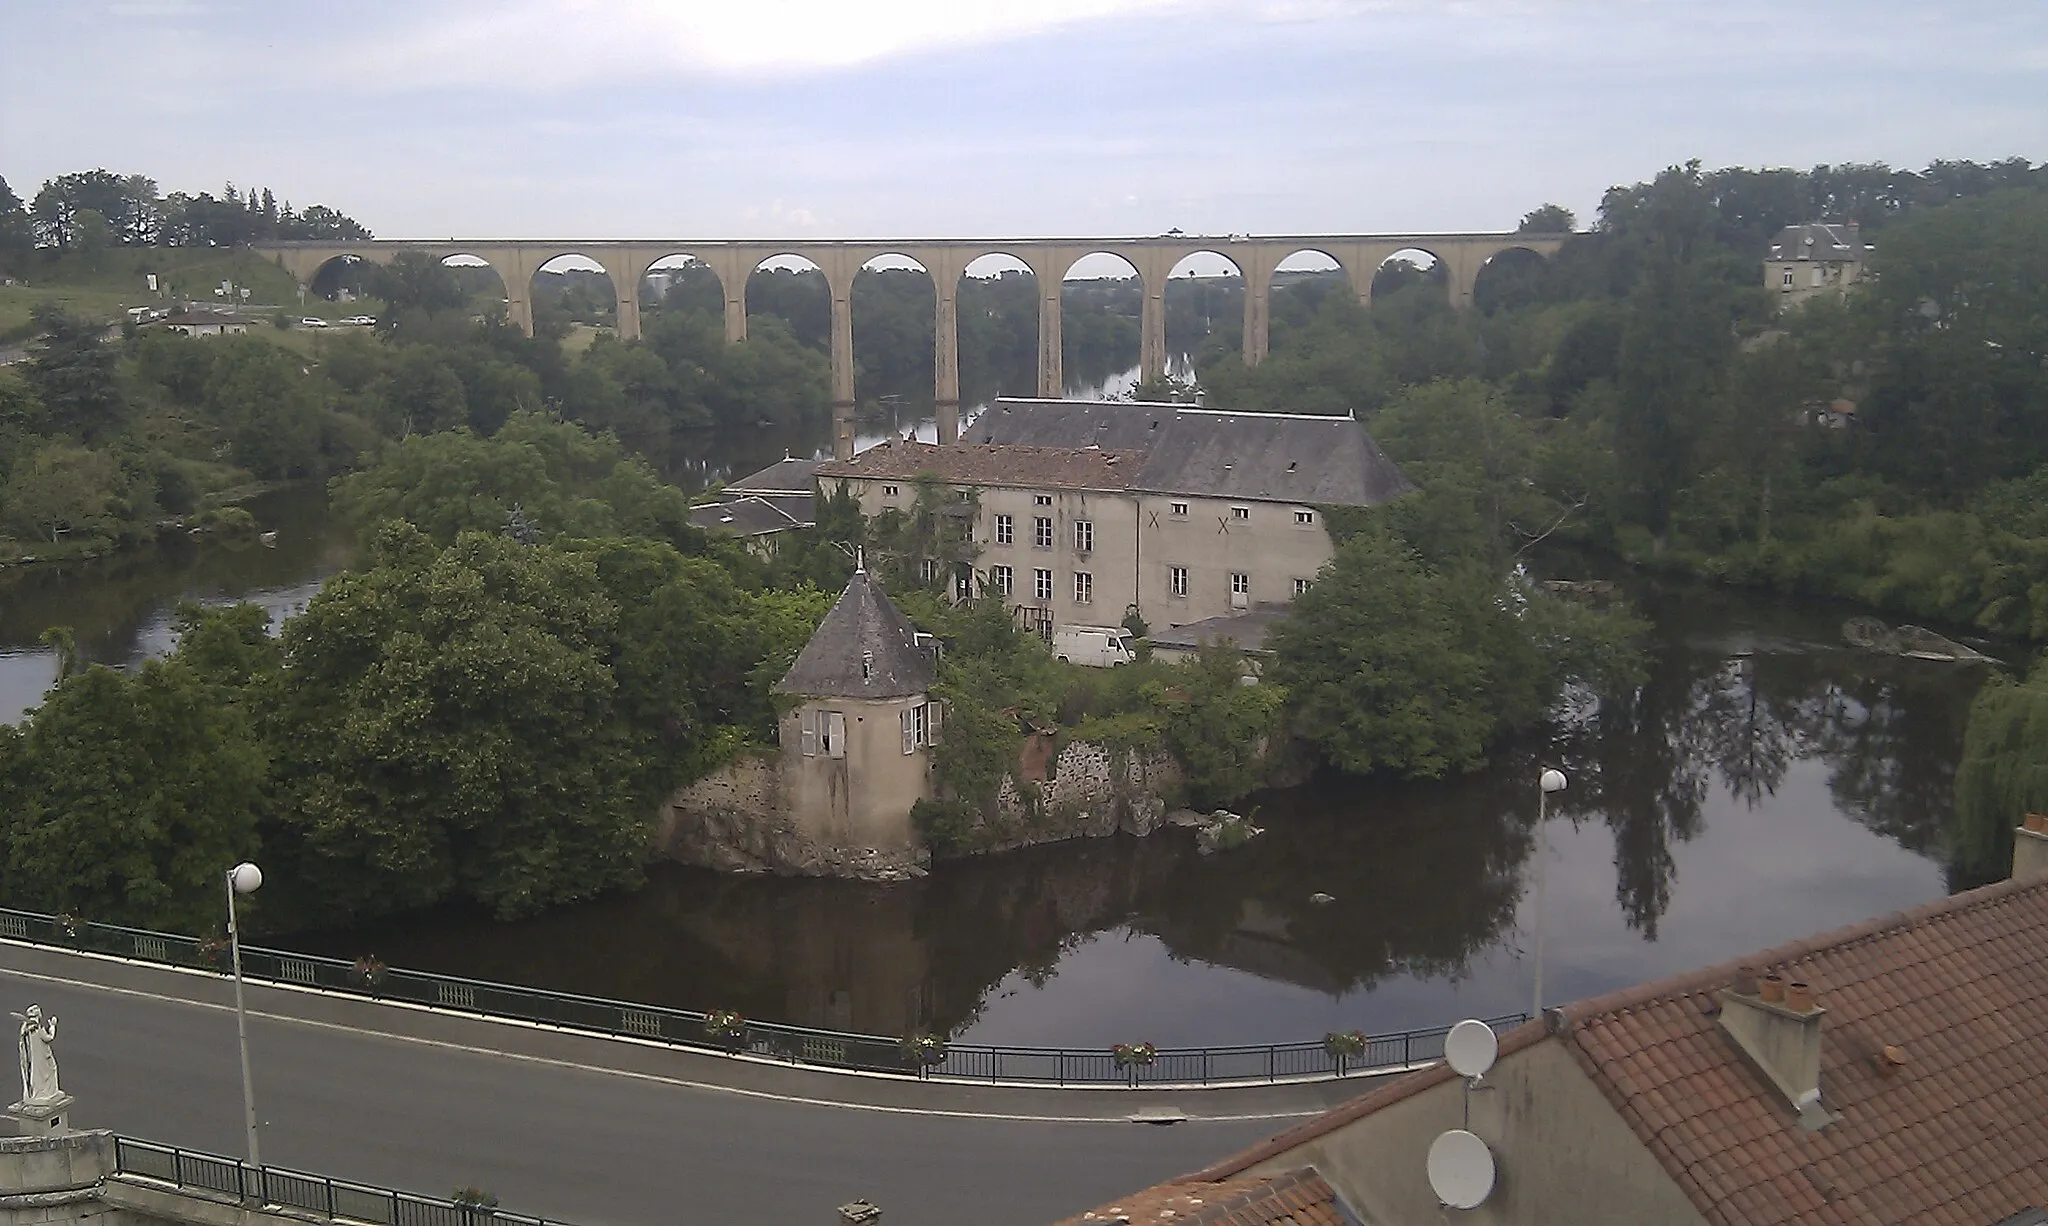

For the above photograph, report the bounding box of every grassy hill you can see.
[0,247,368,342]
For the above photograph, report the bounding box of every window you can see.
[1811,265,1825,287]
[1075,572,1093,604]
[884,484,900,497]
[1034,568,1053,602]
[1295,509,1315,525]
[1232,506,1251,521]
[955,572,972,601]
[1170,566,1188,598]
[1034,516,1054,548]
[1293,577,1312,596]
[1074,519,1093,552]
[920,558,940,584]
[1170,501,1189,517]
[991,565,1014,597]
[1781,268,1794,288]
[820,710,846,759]
[901,702,928,755]
[995,513,1013,545]
[1033,494,1052,506]
[1230,572,1250,608]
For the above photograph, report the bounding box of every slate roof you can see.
[688,494,810,537]
[972,398,1177,450]
[725,456,821,495]
[814,440,1139,492]
[1059,1168,1348,1226]
[1131,409,1412,507]
[1191,874,2048,1226]
[774,568,936,699]
[1767,223,1867,262]
[1151,606,1291,653]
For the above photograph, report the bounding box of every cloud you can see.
[343,0,1193,88]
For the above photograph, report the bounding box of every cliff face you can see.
[658,739,1187,878]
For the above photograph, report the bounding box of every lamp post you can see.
[1533,769,1567,1022]
[225,862,264,1175]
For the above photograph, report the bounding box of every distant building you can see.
[1065,824,2048,1226]
[814,399,1410,633]
[1765,223,1868,309]
[688,455,820,550]
[156,309,249,337]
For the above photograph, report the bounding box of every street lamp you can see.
[1532,770,1567,1022]
[225,862,264,1175]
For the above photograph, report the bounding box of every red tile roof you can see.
[815,440,1139,491]
[1192,875,2048,1226]
[1058,1168,1346,1226]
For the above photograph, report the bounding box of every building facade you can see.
[815,401,1410,631]
[1764,222,1868,309]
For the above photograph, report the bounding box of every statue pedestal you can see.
[6,1094,76,1137]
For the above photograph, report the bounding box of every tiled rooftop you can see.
[1188,875,2048,1226]
[815,440,1140,491]
[1059,1168,1347,1226]
[1552,874,2048,1226]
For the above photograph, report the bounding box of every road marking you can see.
[0,963,1328,1126]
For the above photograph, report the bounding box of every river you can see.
[0,399,2000,1050]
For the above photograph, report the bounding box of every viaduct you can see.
[254,233,1564,458]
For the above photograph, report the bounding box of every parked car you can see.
[299,317,330,328]
[1051,624,1137,667]
[344,315,377,326]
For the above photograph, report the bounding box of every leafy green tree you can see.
[1953,663,2048,881]
[379,345,469,436]
[272,524,648,921]
[25,306,125,444]
[1517,204,1576,233]
[203,338,325,477]
[0,175,31,274]
[0,657,267,932]
[1,443,123,544]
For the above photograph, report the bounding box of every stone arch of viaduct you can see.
[259,233,1565,459]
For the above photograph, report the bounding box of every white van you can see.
[1052,624,1137,667]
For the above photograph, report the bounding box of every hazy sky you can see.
[4,1,2043,240]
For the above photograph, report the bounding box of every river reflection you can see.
[289,580,1990,1046]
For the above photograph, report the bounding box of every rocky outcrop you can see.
[658,755,928,880]
[1842,616,1994,663]
[958,740,1184,855]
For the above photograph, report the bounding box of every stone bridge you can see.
[254,233,1563,457]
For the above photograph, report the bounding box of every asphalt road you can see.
[0,950,1326,1226]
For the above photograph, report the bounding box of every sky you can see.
[3,0,2044,242]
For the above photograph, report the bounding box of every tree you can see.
[0,175,31,275]
[1,443,123,544]
[25,305,125,443]
[0,657,267,932]
[1953,664,2048,881]
[1518,204,1576,233]
[272,524,648,921]
[203,339,326,477]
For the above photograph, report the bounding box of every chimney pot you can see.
[2024,813,2047,833]
[2015,823,2048,883]
[1784,981,1816,1013]
[1759,974,1786,1003]
[1732,966,1760,996]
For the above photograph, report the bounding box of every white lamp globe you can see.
[1540,768,1567,794]
[229,863,263,894]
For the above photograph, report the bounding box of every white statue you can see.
[13,1004,60,1106]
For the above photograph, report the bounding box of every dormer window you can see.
[1170,501,1189,517]
[1232,506,1251,521]
[884,485,900,497]
[861,650,873,681]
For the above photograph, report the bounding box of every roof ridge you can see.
[1552,874,2048,1029]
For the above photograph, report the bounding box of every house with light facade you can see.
[1764,222,1868,309]
[811,399,1411,633]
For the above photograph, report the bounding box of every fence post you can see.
[327,1176,337,1218]
[1266,1046,1275,1083]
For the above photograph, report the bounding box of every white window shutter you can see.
[800,709,817,756]
[928,702,943,745]
[825,711,847,759]
[901,708,915,755]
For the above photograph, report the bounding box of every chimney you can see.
[2014,818,2048,883]
[1718,974,1831,1130]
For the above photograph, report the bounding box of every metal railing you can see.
[113,1136,576,1226]
[0,905,1525,1086]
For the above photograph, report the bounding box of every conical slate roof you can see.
[774,569,936,699]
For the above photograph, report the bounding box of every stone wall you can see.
[657,753,928,880]
[962,739,1185,854]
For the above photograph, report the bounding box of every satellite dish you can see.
[1444,1019,1497,1078]
[1427,1129,1496,1209]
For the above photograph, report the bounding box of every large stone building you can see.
[1061,824,2048,1226]
[813,400,1411,631]
[1764,222,1868,309]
